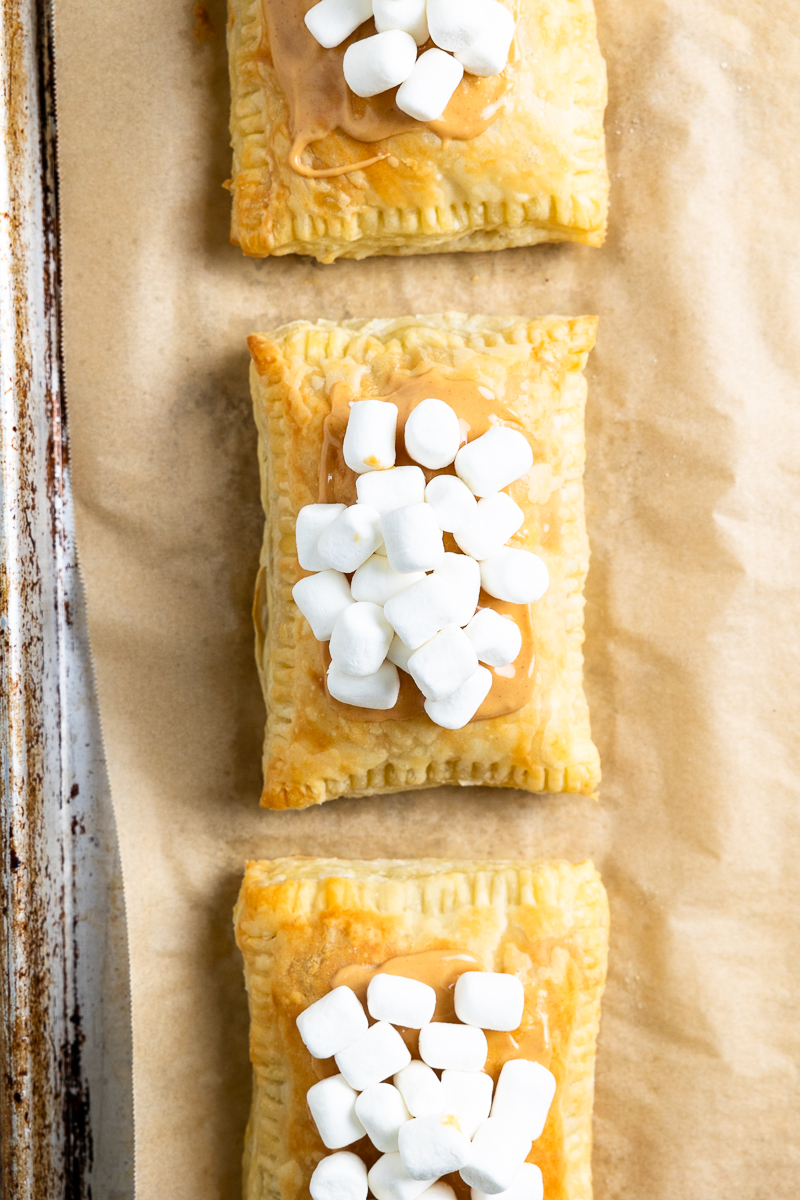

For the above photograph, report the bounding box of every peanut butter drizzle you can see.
[260,0,510,177]
[318,370,536,724]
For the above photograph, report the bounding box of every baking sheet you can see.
[53,0,800,1197]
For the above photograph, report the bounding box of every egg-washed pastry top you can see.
[227,0,608,261]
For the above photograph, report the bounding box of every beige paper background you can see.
[53,0,800,1196]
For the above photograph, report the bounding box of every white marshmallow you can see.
[420,1185,457,1200]
[424,666,492,729]
[343,30,418,98]
[293,571,354,641]
[440,1070,493,1139]
[368,974,437,1028]
[404,399,461,468]
[307,1074,366,1149]
[398,1115,472,1180]
[454,1,515,76]
[296,986,369,1060]
[387,634,415,673]
[396,48,464,122]
[418,1023,487,1072]
[381,504,445,573]
[453,492,524,561]
[330,601,394,676]
[464,608,522,667]
[490,1060,556,1142]
[310,1151,369,1200]
[425,475,477,534]
[355,1083,411,1153]
[368,1153,434,1200]
[356,465,426,513]
[343,400,398,473]
[305,0,374,49]
[384,575,452,650]
[433,552,481,626]
[470,1162,544,1200]
[328,661,400,710]
[454,427,533,496]
[335,1021,412,1092]
[373,0,428,44]
[454,972,524,1031]
[459,1118,532,1195]
[296,504,347,571]
[479,549,549,604]
[351,554,425,605]
[318,504,384,572]
[408,625,479,702]
[394,1061,445,1118]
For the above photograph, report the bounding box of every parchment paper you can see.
[53,1,800,1196]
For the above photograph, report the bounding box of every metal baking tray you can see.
[0,0,134,1193]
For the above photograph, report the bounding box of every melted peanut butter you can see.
[260,0,510,176]
[318,370,536,724]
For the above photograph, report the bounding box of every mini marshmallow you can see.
[335,1021,412,1092]
[368,974,437,1028]
[490,1060,556,1142]
[356,465,426,513]
[418,1022,488,1072]
[343,30,418,98]
[454,426,533,496]
[296,504,347,571]
[329,601,394,676]
[407,625,479,702]
[425,475,477,534]
[296,986,368,1060]
[454,971,524,1031]
[433,552,481,627]
[318,504,384,572]
[343,400,398,473]
[310,1151,369,1200]
[420,1184,457,1200]
[427,0,495,52]
[387,634,415,673]
[384,574,452,650]
[355,1083,411,1153]
[394,1061,445,1118]
[396,48,464,121]
[305,0,373,49]
[368,1153,434,1200]
[381,504,445,573]
[454,1,515,76]
[328,661,400,710]
[453,492,524,561]
[464,608,522,668]
[424,665,493,730]
[404,398,461,469]
[292,570,354,641]
[469,1162,544,1200]
[307,1074,366,1149]
[440,1070,493,1139]
[479,549,549,604]
[351,554,425,605]
[398,1115,472,1180]
[373,0,428,44]
[459,1118,532,1195]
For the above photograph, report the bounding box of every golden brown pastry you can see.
[227,0,608,261]
[249,313,600,809]
[235,856,609,1200]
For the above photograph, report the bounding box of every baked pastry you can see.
[249,313,600,809]
[235,856,609,1200]
[227,0,608,261]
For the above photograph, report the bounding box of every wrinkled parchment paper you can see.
[53,1,800,1196]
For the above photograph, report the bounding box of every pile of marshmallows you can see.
[292,398,549,728]
[299,971,555,1200]
[304,0,515,122]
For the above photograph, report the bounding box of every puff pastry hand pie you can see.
[235,857,609,1200]
[248,313,600,809]
[227,0,608,261]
